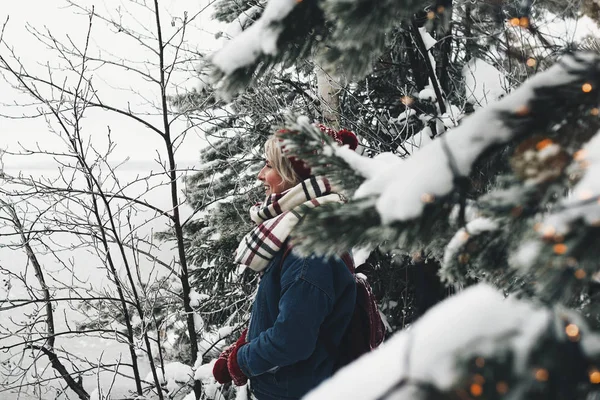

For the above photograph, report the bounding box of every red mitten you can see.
[213,328,248,384]
[228,344,248,386]
[213,345,233,384]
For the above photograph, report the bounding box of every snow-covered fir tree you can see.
[173,0,600,399]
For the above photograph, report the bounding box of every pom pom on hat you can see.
[337,129,359,150]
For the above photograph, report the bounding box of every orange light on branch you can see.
[592,108,599,116]
[437,5,446,13]
[401,96,414,106]
[526,58,537,67]
[541,225,556,239]
[510,17,520,26]
[590,368,600,384]
[536,138,554,151]
[421,193,435,203]
[565,323,580,339]
[574,149,588,161]
[496,381,509,394]
[458,231,470,242]
[427,10,435,19]
[515,105,530,116]
[575,269,586,280]
[553,243,568,255]
[470,383,483,397]
[473,374,485,384]
[583,83,593,93]
[519,16,530,27]
[579,189,594,201]
[475,357,485,368]
[535,368,549,382]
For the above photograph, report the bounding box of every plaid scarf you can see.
[235,176,342,272]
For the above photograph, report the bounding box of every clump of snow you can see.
[194,360,222,399]
[189,289,207,332]
[443,218,499,266]
[463,58,507,108]
[305,284,551,399]
[542,129,600,235]
[511,240,543,270]
[235,384,250,400]
[537,143,561,161]
[223,5,262,39]
[212,0,298,75]
[467,217,500,234]
[330,54,597,224]
[143,362,194,397]
[197,325,237,359]
[407,126,435,150]
[439,104,462,129]
[333,146,402,181]
[89,389,101,400]
[417,27,441,93]
[195,359,217,381]
[189,289,210,307]
[393,108,417,123]
[448,200,480,225]
[183,391,197,400]
[418,27,437,50]
[418,86,437,102]
[352,246,372,266]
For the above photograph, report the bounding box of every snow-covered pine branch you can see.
[210,0,438,96]
[541,128,600,237]
[347,52,599,224]
[305,284,600,400]
[283,52,600,257]
[210,0,326,96]
[509,127,600,306]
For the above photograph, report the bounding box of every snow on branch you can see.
[463,58,508,109]
[335,53,600,224]
[542,128,600,235]
[210,0,321,96]
[211,0,296,75]
[210,0,436,94]
[305,284,600,400]
[509,128,600,296]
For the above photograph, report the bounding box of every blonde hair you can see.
[264,136,301,187]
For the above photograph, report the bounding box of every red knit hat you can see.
[286,124,358,181]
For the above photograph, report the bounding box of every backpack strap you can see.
[339,252,355,273]
[278,242,294,271]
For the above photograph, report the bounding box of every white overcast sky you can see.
[0,0,224,169]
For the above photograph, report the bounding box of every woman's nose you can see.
[258,165,266,181]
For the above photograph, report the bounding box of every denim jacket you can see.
[236,249,356,400]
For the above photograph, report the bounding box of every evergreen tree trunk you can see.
[315,52,341,128]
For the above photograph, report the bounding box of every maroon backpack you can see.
[279,247,386,370]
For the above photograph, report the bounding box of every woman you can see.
[212,126,359,400]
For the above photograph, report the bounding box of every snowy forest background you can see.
[2,0,600,399]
